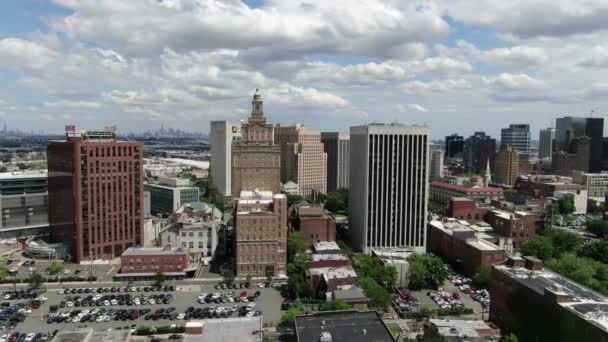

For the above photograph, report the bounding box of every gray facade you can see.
[321,132,350,191]
[0,171,49,238]
[555,117,604,172]
[210,121,241,197]
[501,124,531,174]
[539,128,555,160]
[349,124,430,253]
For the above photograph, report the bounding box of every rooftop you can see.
[239,190,275,202]
[430,220,503,252]
[311,254,350,262]
[372,247,416,263]
[0,170,47,180]
[313,241,341,253]
[431,181,503,193]
[183,317,263,342]
[121,247,187,256]
[333,286,368,302]
[295,311,394,342]
[51,328,128,342]
[308,265,357,279]
[495,264,608,331]
[428,319,497,339]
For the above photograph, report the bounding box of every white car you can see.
[57,289,64,294]
[110,299,118,306]
[66,301,74,307]
[63,269,70,274]
[96,316,106,322]
[134,299,141,305]
[37,295,48,301]
[25,333,36,342]
[3,294,10,300]
[104,316,112,322]
[246,311,256,317]
[104,300,111,306]
[257,283,265,288]
[148,299,156,305]
[177,313,186,320]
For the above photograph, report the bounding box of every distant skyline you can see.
[1,1,608,139]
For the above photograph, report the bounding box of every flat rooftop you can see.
[295,311,394,342]
[496,265,608,331]
[428,319,496,339]
[308,266,357,279]
[51,328,128,342]
[184,317,262,342]
[122,247,186,256]
[430,220,503,252]
[313,241,341,253]
[311,254,349,262]
[0,170,47,180]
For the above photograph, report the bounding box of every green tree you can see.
[287,232,310,263]
[352,253,397,289]
[501,333,519,342]
[472,264,492,289]
[578,240,608,263]
[280,307,304,328]
[285,193,303,207]
[407,255,448,289]
[336,240,354,260]
[0,257,9,280]
[222,270,236,284]
[545,229,582,257]
[245,274,252,286]
[557,194,575,214]
[28,271,44,289]
[153,272,166,287]
[323,189,348,213]
[318,301,352,311]
[49,260,63,275]
[546,253,596,285]
[520,236,554,260]
[358,277,391,309]
[587,219,608,238]
[408,262,430,290]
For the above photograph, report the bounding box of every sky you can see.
[1,1,608,139]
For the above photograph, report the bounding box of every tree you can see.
[153,272,166,287]
[318,301,352,311]
[578,240,608,264]
[245,274,252,286]
[266,273,273,283]
[352,253,397,289]
[546,253,596,285]
[501,333,519,342]
[587,219,608,238]
[280,307,303,328]
[557,194,575,214]
[472,265,492,289]
[336,240,354,260]
[49,260,63,275]
[323,189,348,213]
[0,257,8,280]
[28,271,44,290]
[358,277,391,309]
[285,193,303,207]
[222,270,236,284]
[545,229,582,257]
[287,232,310,263]
[520,236,554,260]
[407,255,448,289]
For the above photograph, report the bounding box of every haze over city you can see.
[1,1,608,138]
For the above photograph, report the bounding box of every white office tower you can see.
[210,121,241,197]
[349,123,430,253]
[430,148,444,179]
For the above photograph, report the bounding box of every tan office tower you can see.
[234,190,287,277]
[494,146,520,186]
[275,124,327,197]
[231,90,281,197]
[232,90,287,277]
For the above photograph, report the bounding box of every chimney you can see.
[523,256,543,271]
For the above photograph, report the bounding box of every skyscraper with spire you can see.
[231,90,281,196]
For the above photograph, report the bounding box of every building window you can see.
[189,232,194,237]
[189,242,194,248]
[182,242,187,248]
[198,242,204,248]
[198,232,203,237]
[181,232,186,237]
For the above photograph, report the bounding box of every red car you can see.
[453,292,460,299]
[399,290,412,298]
[240,291,248,298]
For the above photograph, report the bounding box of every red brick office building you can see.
[295,205,336,244]
[119,247,190,275]
[48,127,144,263]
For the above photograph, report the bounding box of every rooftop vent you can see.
[319,332,332,342]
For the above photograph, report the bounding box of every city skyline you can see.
[0,1,607,139]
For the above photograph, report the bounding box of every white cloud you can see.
[482,73,545,91]
[44,100,104,108]
[265,85,350,109]
[0,38,57,70]
[401,79,471,94]
[483,46,548,66]
[396,104,428,112]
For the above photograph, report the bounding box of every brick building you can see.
[305,241,359,297]
[48,127,143,263]
[293,204,336,244]
[430,181,503,214]
[234,190,287,277]
[427,219,507,275]
[490,257,608,342]
[514,174,585,198]
[117,246,190,280]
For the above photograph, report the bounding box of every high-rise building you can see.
[321,132,350,191]
[234,190,287,277]
[494,146,520,186]
[0,171,48,238]
[501,124,531,174]
[275,124,327,197]
[539,128,555,160]
[349,123,430,253]
[445,134,465,159]
[210,121,241,198]
[552,136,591,176]
[555,117,604,172]
[231,90,280,197]
[232,90,286,277]
[48,127,144,262]
[463,132,496,174]
[430,149,444,179]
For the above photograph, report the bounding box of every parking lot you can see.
[2,255,117,283]
[9,283,283,334]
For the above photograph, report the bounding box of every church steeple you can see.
[484,158,491,187]
[251,89,264,121]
